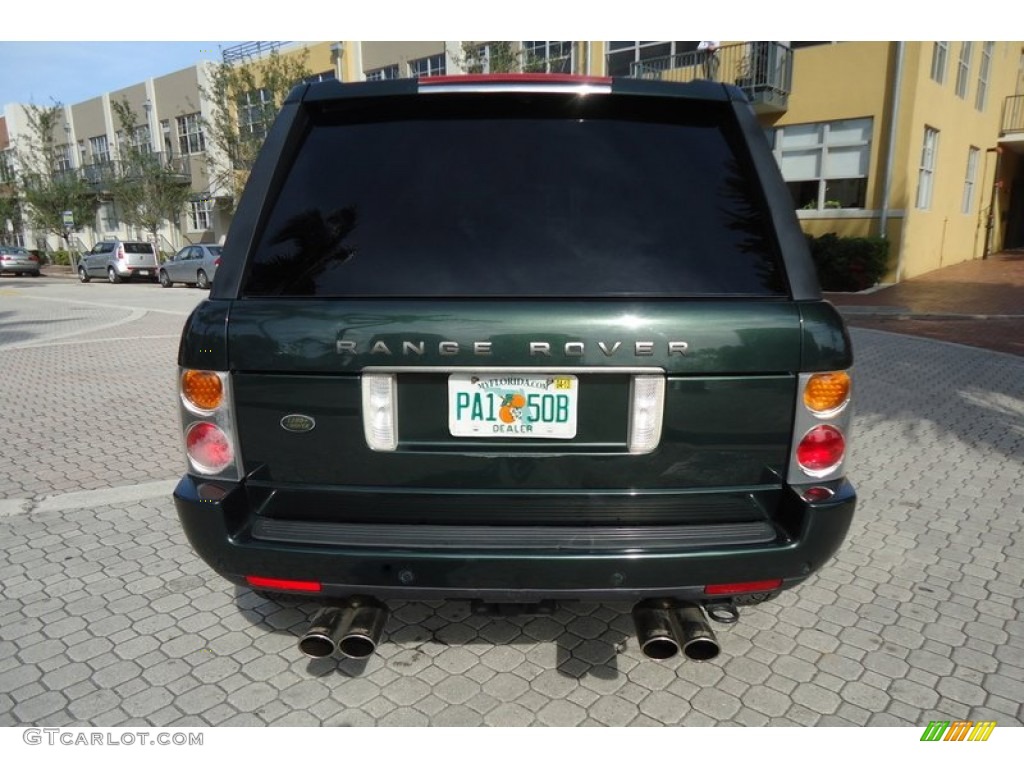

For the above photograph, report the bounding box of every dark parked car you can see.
[174,75,856,662]
[159,244,222,289]
[0,245,40,276]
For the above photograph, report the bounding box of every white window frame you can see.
[238,88,273,139]
[917,126,940,210]
[366,65,400,81]
[176,113,205,155]
[955,42,973,100]
[975,42,993,111]
[770,117,873,211]
[606,42,697,77]
[54,144,74,173]
[408,54,446,78]
[0,149,16,182]
[523,41,575,73]
[188,199,214,232]
[130,124,152,155]
[962,146,980,214]
[930,42,948,84]
[89,135,110,164]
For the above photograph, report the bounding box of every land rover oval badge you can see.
[280,414,316,433]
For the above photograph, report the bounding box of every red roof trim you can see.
[419,74,612,86]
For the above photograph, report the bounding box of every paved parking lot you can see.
[0,277,1022,726]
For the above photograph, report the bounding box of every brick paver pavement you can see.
[1,304,1021,726]
[829,251,1024,357]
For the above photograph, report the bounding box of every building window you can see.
[523,41,574,73]
[962,146,980,214]
[955,42,973,100]
[189,199,214,231]
[238,88,273,140]
[975,42,993,111]
[304,70,336,84]
[89,135,109,164]
[0,149,15,182]
[916,127,940,210]
[98,202,118,233]
[930,42,949,84]
[408,54,446,78]
[53,144,74,173]
[366,64,400,81]
[606,42,698,77]
[176,113,206,155]
[770,118,872,210]
[130,125,152,155]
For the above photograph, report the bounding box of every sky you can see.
[0,42,243,112]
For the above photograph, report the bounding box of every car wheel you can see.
[78,266,90,283]
[196,270,210,290]
[107,267,122,284]
[159,270,172,288]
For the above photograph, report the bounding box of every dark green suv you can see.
[174,74,855,662]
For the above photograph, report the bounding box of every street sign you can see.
[62,210,74,229]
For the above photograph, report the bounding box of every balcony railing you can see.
[630,41,792,113]
[222,41,292,64]
[77,153,192,190]
[1002,94,1024,135]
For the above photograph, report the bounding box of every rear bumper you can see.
[173,476,855,602]
[0,263,40,273]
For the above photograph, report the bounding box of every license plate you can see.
[448,373,578,439]
[138,270,150,276]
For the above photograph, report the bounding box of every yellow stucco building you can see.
[302,40,1024,282]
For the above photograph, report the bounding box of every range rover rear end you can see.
[174,75,856,661]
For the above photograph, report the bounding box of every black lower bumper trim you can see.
[250,518,779,551]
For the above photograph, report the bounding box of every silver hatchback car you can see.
[159,244,222,289]
[79,240,160,283]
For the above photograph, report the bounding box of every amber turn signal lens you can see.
[182,370,223,410]
[803,372,850,414]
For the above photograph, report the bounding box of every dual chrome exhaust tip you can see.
[632,599,721,661]
[298,597,389,660]
[299,596,720,662]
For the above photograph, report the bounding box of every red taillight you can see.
[117,246,125,260]
[796,425,845,474]
[185,422,233,473]
[705,579,783,595]
[213,257,221,266]
[245,576,321,593]
[29,254,39,262]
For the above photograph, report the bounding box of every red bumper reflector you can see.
[245,576,321,593]
[705,579,783,596]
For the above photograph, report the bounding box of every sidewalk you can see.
[827,251,1024,357]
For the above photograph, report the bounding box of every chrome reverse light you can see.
[362,373,398,451]
[628,375,666,454]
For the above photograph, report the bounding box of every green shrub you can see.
[49,250,72,266]
[806,233,890,292]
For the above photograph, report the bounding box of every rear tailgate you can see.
[226,299,799,523]
[124,243,158,269]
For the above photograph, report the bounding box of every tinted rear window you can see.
[124,243,154,254]
[242,94,785,298]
